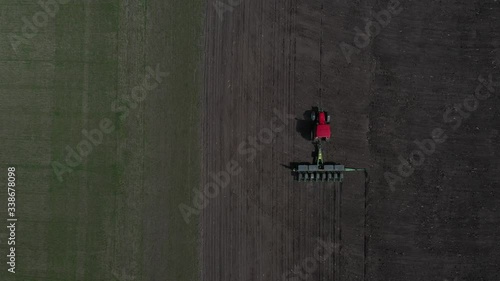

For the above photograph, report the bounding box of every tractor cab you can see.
[311,108,331,142]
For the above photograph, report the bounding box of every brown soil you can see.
[201,0,500,280]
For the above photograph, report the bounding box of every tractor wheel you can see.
[310,111,316,121]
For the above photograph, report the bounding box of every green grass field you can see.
[0,0,202,280]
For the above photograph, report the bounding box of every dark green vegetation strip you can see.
[49,1,120,280]
[163,1,203,280]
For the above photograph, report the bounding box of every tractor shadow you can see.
[281,162,311,178]
[280,163,295,177]
[295,109,315,141]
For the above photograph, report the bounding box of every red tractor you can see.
[291,106,366,182]
[311,107,331,142]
